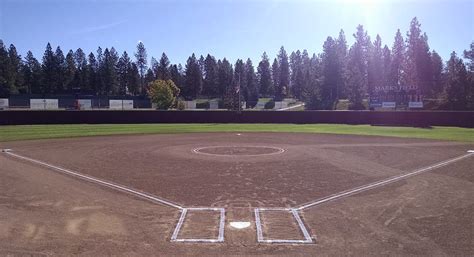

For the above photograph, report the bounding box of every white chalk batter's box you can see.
[254,208,313,244]
[171,208,225,243]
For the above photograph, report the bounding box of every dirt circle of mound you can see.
[192,146,285,157]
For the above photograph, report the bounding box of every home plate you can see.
[230,221,250,229]
[468,150,474,153]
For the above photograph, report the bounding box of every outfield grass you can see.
[0,124,472,142]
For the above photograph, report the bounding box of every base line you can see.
[2,149,183,210]
[297,151,473,210]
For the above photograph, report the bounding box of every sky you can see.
[1,0,473,66]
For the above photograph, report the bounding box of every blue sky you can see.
[1,0,473,66]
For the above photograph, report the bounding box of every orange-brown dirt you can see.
[0,133,472,256]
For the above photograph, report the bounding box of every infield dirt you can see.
[0,133,472,256]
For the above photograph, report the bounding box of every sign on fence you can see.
[274,101,288,110]
[30,99,58,110]
[209,100,219,110]
[45,99,59,109]
[382,102,396,108]
[109,100,134,110]
[185,101,196,109]
[0,99,8,109]
[30,99,44,109]
[122,100,134,109]
[408,101,423,108]
[78,99,92,110]
[109,100,122,109]
[256,99,269,109]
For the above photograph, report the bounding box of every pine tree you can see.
[271,58,279,98]
[430,50,443,98]
[464,42,474,71]
[87,52,98,95]
[391,29,405,88]
[145,68,155,87]
[6,44,24,94]
[102,48,119,95]
[203,54,219,97]
[223,59,245,110]
[335,29,348,99]
[117,51,131,95]
[96,47,105,95]
[300,50,312,101]
[183,53,202,99]
[150,57,159,79]
[305,54,324,109]
[134,41,147,94]
[64,50,76,93]
[128,63,141,95]
[198,55,205,75]
[170,64,184,91]
[404,17,432,95]
[245,58,258,106]
[54,46,65,93]
[463,42,474,109]
[346,25,370,110]
[0,40,9,96]
[368,35,383,97]
[157,53,170,80]
[22,51,42,94]
[41,43,56,94]
[217,58,233,97]
[234,59,246,96]
[277,46,290,100]
[444,52,468,110]
[321,37,338,109]
[257,52,272,97]
[290,50,304,99]
[74,48,88,93]
[382,45,391,88]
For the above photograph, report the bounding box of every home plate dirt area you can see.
[0,133,473,256]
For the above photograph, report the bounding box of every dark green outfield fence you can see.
[0,110,473,127]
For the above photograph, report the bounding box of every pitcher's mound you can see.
[192,146,285,156]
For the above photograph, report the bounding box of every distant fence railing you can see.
[3,95,152,109]
[0,110,472,127]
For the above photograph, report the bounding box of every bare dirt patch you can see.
[1,133,472,256]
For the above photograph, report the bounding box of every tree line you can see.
[0,17,472,110]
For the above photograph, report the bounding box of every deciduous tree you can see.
[148,79,180,109]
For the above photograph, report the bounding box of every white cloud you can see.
[72,20,128,35]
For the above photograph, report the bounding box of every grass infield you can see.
[0,124,472,142]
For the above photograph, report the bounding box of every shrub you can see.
[177,100,186,110]
[147,80,180,110]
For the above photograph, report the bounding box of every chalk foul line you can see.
[297,151,474,210]
[3,150,183,210]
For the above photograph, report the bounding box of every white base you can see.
[230,221,250,229]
